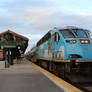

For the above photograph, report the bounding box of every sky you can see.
[0,0,92,52]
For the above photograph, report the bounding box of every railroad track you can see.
[36,62,92,92]
[71,82,92,92]
[64,74,92,92]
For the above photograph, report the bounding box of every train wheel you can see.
[52,63,65,79]
[37,59,41,66]
[53,63,59,76]
[49,61,53,72]
[60,64,65,79]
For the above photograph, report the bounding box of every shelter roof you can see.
[0,30,29,40]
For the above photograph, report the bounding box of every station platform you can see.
[0,58,82,92]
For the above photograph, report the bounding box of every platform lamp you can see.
[18,46,20,49]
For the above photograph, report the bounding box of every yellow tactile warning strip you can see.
[31,62,83,92]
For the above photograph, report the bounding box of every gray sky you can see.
[0,0,92,52]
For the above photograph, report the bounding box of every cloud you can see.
[25,34,42,52]
[0,0,92,52]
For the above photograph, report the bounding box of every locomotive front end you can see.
[60,27,92,62]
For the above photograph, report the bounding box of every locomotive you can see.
[28,26,92,82]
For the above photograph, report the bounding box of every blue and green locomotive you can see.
[29,26,92,81]
[37,26,92,61]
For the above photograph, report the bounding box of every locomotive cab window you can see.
[71,29,88,38]
[55,32,60,42]
[60,29,75,38]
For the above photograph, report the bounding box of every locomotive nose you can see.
[65,39,92,60]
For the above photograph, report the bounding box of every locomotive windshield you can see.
[60,29,88,38]
[60,29,75,38]
[71,29,88,38]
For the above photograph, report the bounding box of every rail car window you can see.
[60,29,75,38]
[71,29,88,38]
[55,32,60,42]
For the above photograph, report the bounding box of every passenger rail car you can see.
[29,26,92,82]
[26,46,37,62]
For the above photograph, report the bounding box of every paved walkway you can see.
[0,58,65,92]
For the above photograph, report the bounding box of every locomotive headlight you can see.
[80,40,90,44]
[85,40,89,43]
[70,40,76,44]
[80,40,85,43]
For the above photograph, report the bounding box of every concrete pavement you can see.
[0,58,65,92]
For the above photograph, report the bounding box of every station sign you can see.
[1,45,16,48]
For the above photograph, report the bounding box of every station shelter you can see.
[0,30,29,67]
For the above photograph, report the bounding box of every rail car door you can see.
[48,32,61,60]
[54,32,61,59]
[48,34,55,59]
